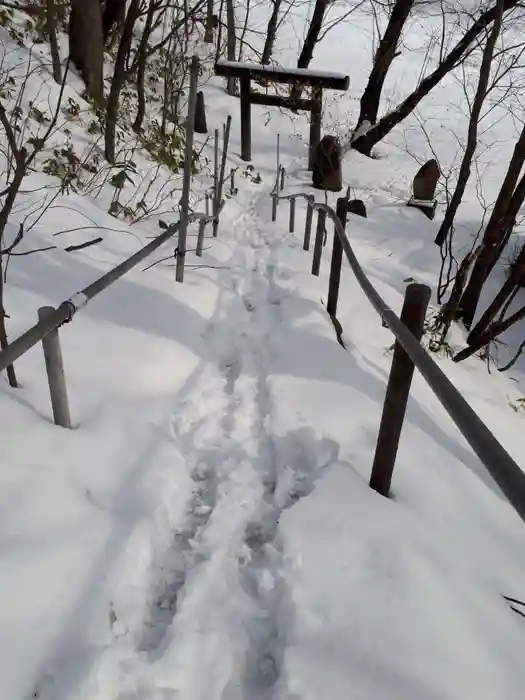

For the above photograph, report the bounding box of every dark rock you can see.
[194,91,207,134]
[347,198,367,218]
[312,135,342,192]
[412,159,440,201]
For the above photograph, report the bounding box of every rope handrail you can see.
[273,189,525,523]
[0,212,215,374]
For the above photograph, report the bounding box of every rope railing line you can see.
[271,189,525,524]
[0,212,215,375]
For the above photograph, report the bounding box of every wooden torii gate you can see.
[214,60,349,170]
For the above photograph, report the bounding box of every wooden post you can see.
[327,197,347,318]
[369,283,431,497]
[271,194,277,222]
[308,87,322,171]
[177,54,199,283]
[196,218,207,257]
[38,306,72,429]
[289,197,296,233]
[240,75,251,161]
[311,209,326,276]
[303,197,314,251]
[280,167,285,191]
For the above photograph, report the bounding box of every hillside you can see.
[1,2,525,700]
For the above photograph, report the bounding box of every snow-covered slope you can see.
[1,5,525,700]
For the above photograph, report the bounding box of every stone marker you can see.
[312,135,342,192]
[347,198,367,218]
[194,91,207,134]
[412,159,439,201]
[407,158,440,220]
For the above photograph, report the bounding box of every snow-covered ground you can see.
[1,4,525,700]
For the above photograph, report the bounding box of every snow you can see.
[1,4,525,700]
[215,60,350,85]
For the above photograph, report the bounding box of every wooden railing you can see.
[271,167,525,524]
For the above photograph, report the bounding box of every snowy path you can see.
[78,183,338,700]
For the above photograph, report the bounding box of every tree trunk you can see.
[261,0,282,64]
[454,301,525,363]
[225,0,236,94]
[355,0,414,132]
[46,0,62,84]
[467,242,525,347]
[69,0,104,105]
[456,123,525,327]
[351,0,519,156]
[434,0,503,248]
[0,154,27,389]
[132,0,156,133]
[104,0,141,162]
[103,0,127,47]
[290,0,329,104]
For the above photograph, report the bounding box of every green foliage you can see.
[108,201,134,221]
[42,140,82,193]
[242,165,262,184]
[87,119,103,135]
[141,120,186,173]
[0,75,16,101]
[62,97,82,121]
[29,103,51,125]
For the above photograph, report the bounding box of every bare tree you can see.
[354,0,415,134]
[434,0,504,248]
[45,0,62,83]
[225,0,236,94]
[262,0,283,64]
[105,0,141,162]
[69,0,104,104]
[351,0,521,156]
[454,121,525,328]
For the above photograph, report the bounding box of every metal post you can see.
[311,209,326,276]
[240,75,251,161]
[303,198,314,251]
[327,197,347,318]
[230,168,235,194]
[271,194,277,222]
[196,218,207,257]
[38,306,72,429]
[214,115,232,238]
[369,283,432,497]
[276,133,280,185]
[280,167,285,191]
[289,197,296,233]
[176,54,199,284]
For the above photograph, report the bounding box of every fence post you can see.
[176,54,199,283]
[196,218,207,257]
[289,197,296,233]
[369,283,431,497]
[303,197,314,251]
[327,197,347,318]
[212,128,219,234]
[271,193,278,222]
[280,167,285,191]
[213,115,232,238]
[311,209,326,276]
[38,307,72,429]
